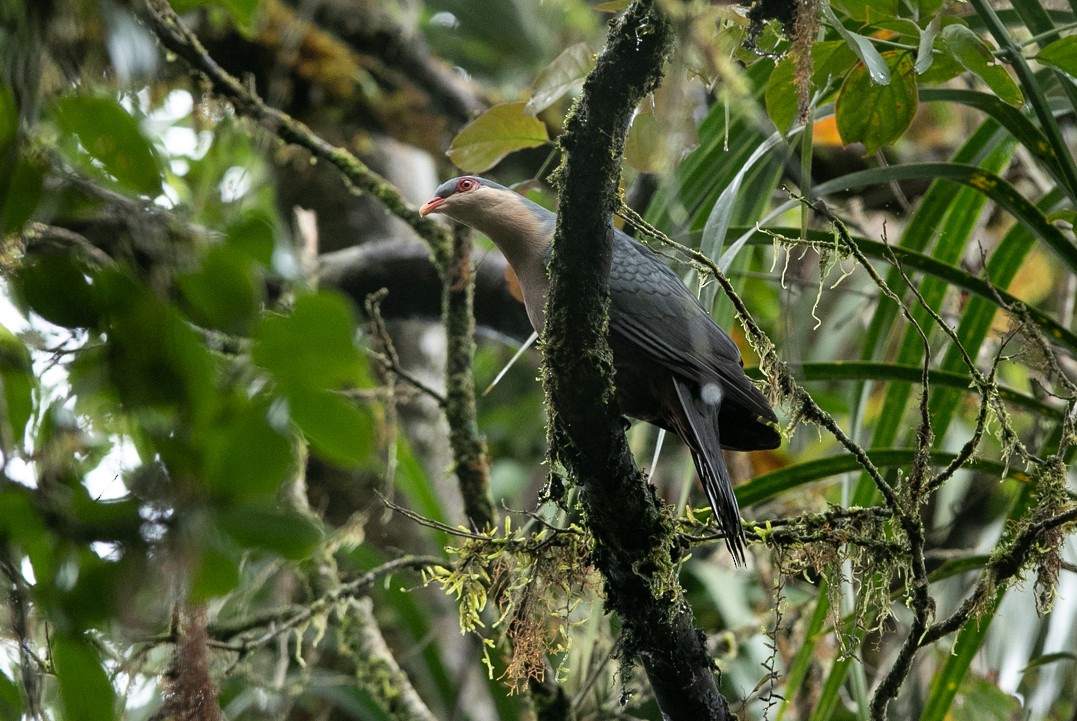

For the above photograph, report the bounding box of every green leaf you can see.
[446,102,549,173]
[765,42,857,133]
[172,0,259,28]
[1020,652,1077,672]
[215,504,322,559]
[14,254,99,329]
[737,449,1028,508]
[52,95,162,195]
[824,5,891,84]
[764,55,800,134]
[1036,35,1077,78]
[0,487,53,579]
[0,84,16,149]
[836,52,918,153]
[525,42,594,116]
[97,271,215,411]
[917,42,965,83]
[52,635,117,721]
[831,0,898,23]
[190,539,241,600]
[226,212,276,266]
[289,389,374,467]
[0,154,43,234]
[948,674,1021,721]
[941,25,1023,107]
[177,245,261,335]
[202,401,294,497]
[0,323,35,448]
[0,669,20,721]
[624,111,664,173]
[253,291,364,393]
[915,14,942,74]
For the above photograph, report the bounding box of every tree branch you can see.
[443,224,495,530]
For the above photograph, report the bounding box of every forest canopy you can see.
[0,1,1076,720]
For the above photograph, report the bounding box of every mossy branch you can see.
[443,224,495,530]
[541,2,731,719]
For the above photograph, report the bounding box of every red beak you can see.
[419,196,445,216]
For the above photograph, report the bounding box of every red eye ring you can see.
[456,178,476,193]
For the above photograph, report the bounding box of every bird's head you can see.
[419,176,497,223]
[419,176,556,267]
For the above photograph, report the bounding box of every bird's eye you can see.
[456,178,475,192]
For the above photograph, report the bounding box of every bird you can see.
[420,176,780,564]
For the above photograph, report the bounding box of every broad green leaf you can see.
[172,0,258,28]
[52,635,117,721]
[177,245,261,335]
[69,487,142,540]
[14,254,98,329]
[0,669,20,721]
[624,110,664,172]
[917,43,964,83]
[836,52,918,153]
[96,274,215,411]
[0,155,43,234]
[190,538,241,600]
[253,291,364,392]
[941,25,1023,107]
[289,389,374,467]
[831,0,898,23]
[446,102,549,173]
[1036,35,1077,78]
[58,552,124,628]
[0,488,52,580]
[824,5,890,84]
[0,323,35,448]
[0,84,15,149]
[764,54,800,134]
[52,95,162,195]
[202,401,294,497]
[766,42,857,133]
[525,42,594,116]
[226,211,276,266]
[215,504,322,559]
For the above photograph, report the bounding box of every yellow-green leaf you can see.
[447,102,549,173]
[836,52,918,154]
[526,42,594,116]
[941,25,1023,107]
[1036,35,1077,79]
[624,111,663,173]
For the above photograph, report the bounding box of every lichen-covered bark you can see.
[541,2,731,719]
[442,224,495,529]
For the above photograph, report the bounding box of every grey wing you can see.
[607,231,777,427]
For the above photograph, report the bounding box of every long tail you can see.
[672,378,747,565]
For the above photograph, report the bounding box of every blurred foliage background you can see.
[0,0,1076,720]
